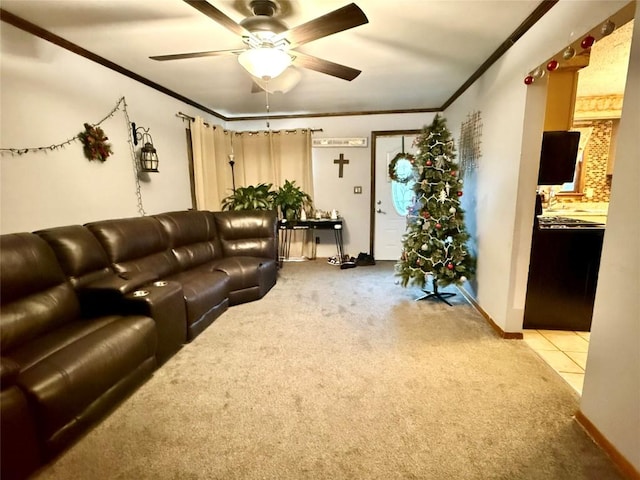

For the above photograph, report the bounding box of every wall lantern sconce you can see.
[131,122,159,172]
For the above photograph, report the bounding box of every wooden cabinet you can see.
[544,55,590,131]
[524,226,604,331]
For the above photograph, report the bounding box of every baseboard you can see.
[456,286,523,339]
[574,410,640,480]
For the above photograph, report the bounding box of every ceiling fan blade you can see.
[292,51,361,81]
[275,3,368,49]
[182,0,248,37]
[150,49,244,61]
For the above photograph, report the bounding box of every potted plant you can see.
[220,183,276,211]
[274,180,313,221]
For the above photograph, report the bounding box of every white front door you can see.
[373,134,419,260]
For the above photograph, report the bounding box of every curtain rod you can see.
[177,112,322,133]
[177,112,209,126]
[236,129,321,135]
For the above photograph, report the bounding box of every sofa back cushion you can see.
[0,233,80,351]
[154,210,222,270]
[213,210,277,259]
[86,217,178,279]
[36,225,113,289]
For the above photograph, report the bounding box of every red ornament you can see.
[447,263,454,270]
[435,223,442,229]
[546,59,559,71]
[451,171,457,177]
[524,75,534,85]
[426,160,433,167]
[581,35,595,49]
[422,211,430,219]
[457,191,463,197]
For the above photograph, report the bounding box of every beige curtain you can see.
[233,129,313,195]
[190,119,314,257]
[190,118,234,211]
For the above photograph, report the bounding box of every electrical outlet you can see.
[354,186,362,194]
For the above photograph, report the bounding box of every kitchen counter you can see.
[542,201,609,225]
[537,215,605,230]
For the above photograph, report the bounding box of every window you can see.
[392,178,416,216]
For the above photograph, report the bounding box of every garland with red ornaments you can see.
[523,19,616,85]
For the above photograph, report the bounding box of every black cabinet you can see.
[524,226,604,331]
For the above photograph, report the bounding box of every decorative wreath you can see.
[78,123,112,162]
[388,152,416,183]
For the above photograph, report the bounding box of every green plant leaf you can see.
[220,183,275,211]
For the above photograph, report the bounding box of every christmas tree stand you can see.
[416,282,456,306]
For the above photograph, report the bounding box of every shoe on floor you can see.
[340,261,357,269]
[356,253,376,266]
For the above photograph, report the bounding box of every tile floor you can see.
[523,329,590,395]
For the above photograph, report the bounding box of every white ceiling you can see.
[1,0,545,119]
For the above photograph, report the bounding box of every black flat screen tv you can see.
[537,130,581,185]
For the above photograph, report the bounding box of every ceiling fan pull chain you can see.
[265,86,271,129]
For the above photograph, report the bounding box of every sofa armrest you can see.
[0,357,20,389]
[85,271,157,295]
[1,357,43,479]
[122,281,187,364]
[77,271,157,316]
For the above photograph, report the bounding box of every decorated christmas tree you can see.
[396,114,475,302]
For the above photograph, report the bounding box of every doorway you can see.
[522,17,634,395]
[370,130,420,260]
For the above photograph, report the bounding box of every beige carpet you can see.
[34,261,623,480]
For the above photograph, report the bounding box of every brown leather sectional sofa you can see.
[0,209,278,480]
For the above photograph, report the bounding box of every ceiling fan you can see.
[150,0,368,82]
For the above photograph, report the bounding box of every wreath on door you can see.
[388,152,416,183]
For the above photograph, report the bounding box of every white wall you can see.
[444,0,631,332]
[445,0,639,473]
[581,0,640,470]
[230,113,436,258]
[0,22,436,250]
[0,23,221,233]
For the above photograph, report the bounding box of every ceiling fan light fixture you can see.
[254,66,302,93]
[238,47,292,80]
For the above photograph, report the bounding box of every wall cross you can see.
[334,153,349,178]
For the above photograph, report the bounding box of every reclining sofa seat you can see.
[35,225,187,364]
[211,210,278,303]
[0,233,157,475]
[0,210,278,479]
[154,209,278,307]
[85,215,229,341]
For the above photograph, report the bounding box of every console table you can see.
[278,219,344,265]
